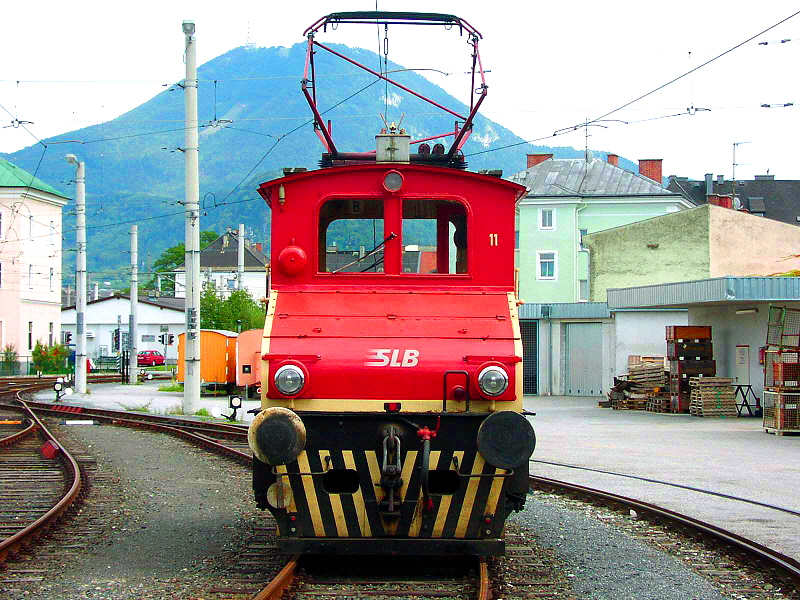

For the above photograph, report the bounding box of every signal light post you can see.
[66,154,87,394]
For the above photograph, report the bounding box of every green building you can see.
[508,154,693,304]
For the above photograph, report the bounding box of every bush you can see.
[32,341,69,374]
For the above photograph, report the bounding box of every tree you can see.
[1,344,19,376]
[146,230,218,294]
[200,287,266,332]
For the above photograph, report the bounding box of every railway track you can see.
[249,554,492,600]
[530,474,800,597]
[4,380,799,598]
[0,398,85,565]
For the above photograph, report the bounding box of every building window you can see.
[227,278,236,290]
[29,215,34,239]
[539,208,555,230]
[49,322,54,346]
[28,322,33,350]
[537,251,557,280]
[28,265,33,289]
[49,268,54,292]
[579,279,589,302]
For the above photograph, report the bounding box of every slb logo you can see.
[365,349,420,367]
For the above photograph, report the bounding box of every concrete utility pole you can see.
[128,225,138,383]
[238,223,245,290]
[182,19,201,413]
[66,154,87,395]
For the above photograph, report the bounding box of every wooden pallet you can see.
[646,395,673,413]
[689,377,737,417]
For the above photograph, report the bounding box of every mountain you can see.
[2,43,631,287]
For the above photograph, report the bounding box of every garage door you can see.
[520,320,538,395]
[564,322,602,395]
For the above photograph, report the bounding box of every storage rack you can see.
[763,306,800,435]
[666,326,715,413]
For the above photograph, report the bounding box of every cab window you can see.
[319,198,384,273]
[402,198,467,274]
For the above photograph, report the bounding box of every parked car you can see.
[137,350,165,367]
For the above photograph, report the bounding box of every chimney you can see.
[639,159,663,184]
[606,153,619,167]
[716,175,724,184]
[704,174,713,196]
[527,153,553,168]
[93,282,99,301]
[255,242,262,253]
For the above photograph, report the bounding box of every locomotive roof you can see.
[258,163,527,206]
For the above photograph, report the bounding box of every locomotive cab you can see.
[247,147,536,555]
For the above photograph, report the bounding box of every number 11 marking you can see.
[489,233,498,246]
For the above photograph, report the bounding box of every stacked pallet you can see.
[646,394,672,413]
[667,326,715,413]
[614,392,649,410]
[629,362,667,390]
[689,377,736,417]
[763,306,800,434]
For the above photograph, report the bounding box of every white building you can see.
[61,294,184,362]
[175,228,269,300]
[0,157,68,362]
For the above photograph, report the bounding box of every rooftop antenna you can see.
[733,141,751,180]
[245,21,255,50]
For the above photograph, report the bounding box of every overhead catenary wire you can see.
[468,8,800,158]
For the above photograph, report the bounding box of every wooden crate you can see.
[666,325,712,341]
[667,340,713,360]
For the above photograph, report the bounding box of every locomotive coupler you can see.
[379,426,403,517]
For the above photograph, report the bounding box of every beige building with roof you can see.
[0,158,68,365]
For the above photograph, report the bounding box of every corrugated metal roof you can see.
[507,158,675,197]
[0,157,68,199]
[607,277,800,309]
[519,302,611,319]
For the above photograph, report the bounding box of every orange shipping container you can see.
[236,329,264,388]
[177,330,238,385]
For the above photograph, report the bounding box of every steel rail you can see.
[251,554,300,600]
[0,397,85,564]
[19,400,249,440]
[477,556,491,600]
[0,413,37,448]
[530,475,800,588]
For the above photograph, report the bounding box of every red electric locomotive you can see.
[247,12,535,555]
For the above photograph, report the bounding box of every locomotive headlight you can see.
[478,366,508,397]
[383,170,404,192]
[274,364,305,395]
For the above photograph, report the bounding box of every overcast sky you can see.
[1,1,798,181]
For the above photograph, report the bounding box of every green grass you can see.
[119,400,152,413]
[158,383,183,392]
[195,408,212,417]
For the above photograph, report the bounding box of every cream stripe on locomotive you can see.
[318,450,348,537]
[285,448,508,539]
[432,450,464,538]
[455,452,486,538]
[342,450,371,537]
[296,451,325,537]
[408,450,441,538]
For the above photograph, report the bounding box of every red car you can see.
[137,350,165,367]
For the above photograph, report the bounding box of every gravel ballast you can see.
[6,420,744,599]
